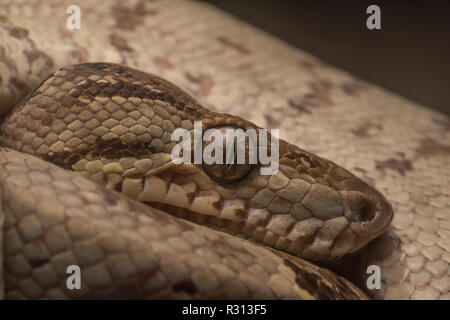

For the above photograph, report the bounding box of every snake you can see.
[0,61,394,299]
[0,0,448,300]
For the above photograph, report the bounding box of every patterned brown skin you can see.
[0,63,393,261]
[0,0,448,301]
[0,148,367,299]
[0,63,394,299]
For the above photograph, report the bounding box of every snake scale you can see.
[0,0,449,300]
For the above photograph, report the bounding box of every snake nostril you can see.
[341,190,393,237]
[358,198,376,222]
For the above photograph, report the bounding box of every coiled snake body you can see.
[0,0,448,300]
[0,62,394,299]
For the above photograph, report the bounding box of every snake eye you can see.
[201,126,255,182]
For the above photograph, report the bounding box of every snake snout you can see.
[340,188,393,240]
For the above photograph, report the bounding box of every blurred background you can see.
[201,0,450,116]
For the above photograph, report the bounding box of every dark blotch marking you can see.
[264,114,280,127]
[9,27,29,39]
[41,114,54,126]
[433,117,450,132]
[416,138,450,157]
[27,72,56,100]
[28,256,50,268]
[284,152,320,169]
[234,209,247,219]
[87,85,100,96]
[283,260,322,299]
[77,79,94,89]
[115,279,144,298]
[90,80,187,114]
[289,81,334,112]
[69,88,81,98]
[111,2,157,31]
[24,73,53,101]
[340,81,366,96]
[185,73,214,97]
[309,80,333,105]
[74,63,202,116]
[376,157,413,176]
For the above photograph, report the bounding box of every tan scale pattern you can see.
[0,0,448,299]
[0,63,394,268]
[0,148,366,299]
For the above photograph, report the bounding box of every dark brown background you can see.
[201,0,450,116]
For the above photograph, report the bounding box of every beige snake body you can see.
[0,62,389,299]
[0,0,448,300]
